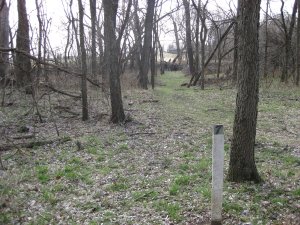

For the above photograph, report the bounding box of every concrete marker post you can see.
[211,125,224,225]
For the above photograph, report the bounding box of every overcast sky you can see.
[9,0,295,51]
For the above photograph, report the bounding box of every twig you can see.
[129,132,156,136]
[141,99,159,103]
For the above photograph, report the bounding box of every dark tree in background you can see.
[232,0,241,84]
[78,0,89,121]
[16,0,31,89]
[279,0,297,83]
[0,0,9,79]
[228,0,262,183]
[183,0,195,77]
[89,0,97,78]
[138,0,156,90]
[296,0,300,86]
[103,0,125,123]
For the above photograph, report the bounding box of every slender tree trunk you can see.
[280,0,297,83]
[183,0,195,77]
[138,0,155,89]
[90,0,97,78]
[200,4,208,90]
[103,0,125,123]
[232,0,241,85]
[263,0,269,79]
[228,0,262,183]
[171,16,181,64]
[78,0,89,121]
[15,0,31,90]
[296,0,300,86]
[35,0,43,83]
[0,0,9,79]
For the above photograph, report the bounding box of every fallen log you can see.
[0,136,72,151]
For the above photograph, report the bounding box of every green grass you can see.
[132,189,158,201]
[36,165,50,184]
[1,71,300,224]
[153,200,182,222]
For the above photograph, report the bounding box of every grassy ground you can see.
[0,71,299,224]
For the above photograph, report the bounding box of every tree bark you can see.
[183,0,195,77]
[15,0,31,89]
[199,1,208,90]
[90,0,97,78]
[232,0,241,85]
[103,0,125,123]
[296,0,300,86]
[138,0,156,89]
[228,0,262,183]
[0,0,9,79]
[35,0,43,83]
[280,0,297,83]
[78,0,89,121]
[263,0,269,79]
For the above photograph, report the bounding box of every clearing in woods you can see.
[0,71,299,224]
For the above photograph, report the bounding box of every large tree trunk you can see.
[16,0,31,89]
[296,0,299,86]
[183,0,195,77]
[228,0,262,183]
[138,0,155,89]
[103,0,125,123]
[90,0,97,78]
[78,0,89,121]
[0,0,9,79]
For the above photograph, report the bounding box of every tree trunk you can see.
[296,0,300,86]
[263,0,269,79]
[171,16,181,64]
[138,0,155,89]
[280,0,297,83]
[90,0,97,78]
[232,0,241,85]
[0,0,9,79]
[16,0,31,89]
[78,0,89,121]
[103,0,125,123]
[35,0,43,83]
[199,1,208,90]
[228,0,262,183]
[183,0,195,77]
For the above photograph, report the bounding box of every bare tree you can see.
[16,0,31,91]
[103,0,125,123]
[231,0,240,84]
[280,0,297,83]
[78,0,89,121]
[296,0,299,86]
[228,0,262,183]
[138,0,156,89]
[90,0,97,78]
[183,0,195,77]
[263,0,270,79]
[0,0,9,79]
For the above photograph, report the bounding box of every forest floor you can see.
[0,71,300,225]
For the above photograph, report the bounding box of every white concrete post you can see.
[211,125,224,225]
